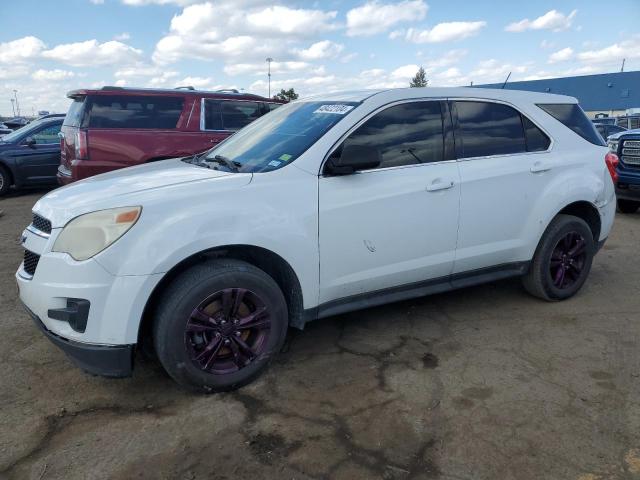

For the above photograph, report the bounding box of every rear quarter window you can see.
[63,98,86,127]
[86,95,184,129]
[537,103,605,146]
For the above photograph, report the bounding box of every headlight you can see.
[53,206,141,261]
[608,141,618,152]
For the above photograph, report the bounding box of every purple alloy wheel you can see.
[550,231,587,290]
[185,288,271,375]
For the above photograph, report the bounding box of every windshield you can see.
[202,101,359,172]
[0,119,46,143]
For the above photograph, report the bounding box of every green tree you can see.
[273,88,299,102]
[409,67,428,87]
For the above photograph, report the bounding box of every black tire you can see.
[0,164,11,196]
[617,199,640,214]
[152,259,288,393]
[523,214,595,301]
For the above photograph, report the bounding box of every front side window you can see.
[32,124,61,144]
[337,101,444,170]
[455,101,526,158]
[86,95,184,129]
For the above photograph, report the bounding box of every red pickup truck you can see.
[58,86,283,184]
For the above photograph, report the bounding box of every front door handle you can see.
[530,161,552,173]
[426,180,455,192]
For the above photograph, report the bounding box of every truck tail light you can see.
[75,130,89,160]
[605,152,619,184]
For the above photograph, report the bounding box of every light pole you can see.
[10,99,15,116]
[266,57,273,98]
[13,90,20,117]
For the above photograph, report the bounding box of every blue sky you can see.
[1,0,639,116]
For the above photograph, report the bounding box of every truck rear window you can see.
[85,95,184,129]
[537,103,605,146]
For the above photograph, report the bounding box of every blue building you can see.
[477,71,640,119]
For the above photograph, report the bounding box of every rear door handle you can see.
[426,180,455,192]
[530,161,552,173]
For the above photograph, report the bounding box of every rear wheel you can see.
[153,259,288,392]
[617,199,640,214]
[523,214,595,301]
[0,165,11,196]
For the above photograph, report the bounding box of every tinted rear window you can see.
[86,95,184,129]
[455,101,526,158]
[537,103,605,146]
[522,116,551,152]
[63,98,86,127]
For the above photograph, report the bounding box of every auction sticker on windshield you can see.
[313,105,354,115]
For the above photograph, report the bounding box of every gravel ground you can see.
[1,188,639,480]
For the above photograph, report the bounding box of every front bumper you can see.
[615,182,640,202]
[22,303,133,377]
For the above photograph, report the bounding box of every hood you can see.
[609,128,640,141]
[34,158,252,227]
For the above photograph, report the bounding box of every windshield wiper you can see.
[208,154,240,173]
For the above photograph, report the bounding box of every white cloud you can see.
[0,36,46,64]
[121,0,199,5]
[420,49,467,68]
[548,47,573,63]
[89,0,104,4]
[540,39,555,49]
[224,60,324,77]
[152,2,338,65]
[42,40,143,67]
[577,38,640,65]
[505,9,577,32]
[296,41,344,61]
[0,65,29,80]
[114,32,131,41]
[346,0,428,36]
[405,21,486,43]
[32,69,75,81]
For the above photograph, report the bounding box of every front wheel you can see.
[523,214,595,301]
[153,259,288,392]
[617,199,640,214]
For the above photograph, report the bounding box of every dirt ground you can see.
[0,188,639,480]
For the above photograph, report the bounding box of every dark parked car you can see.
[595,122,626,141]
[0,115,64,196]
[58,86,283,184]
[0,124,12,137]
[607,128,640,213]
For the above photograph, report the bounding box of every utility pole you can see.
[13,90,20,116]
[266,57,273,98]
[10,99,15,116]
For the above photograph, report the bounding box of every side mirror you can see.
[24,136,36,147]
[325,144,381,175]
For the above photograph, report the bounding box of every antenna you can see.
[501,72,511,89]
[621,58,626,72]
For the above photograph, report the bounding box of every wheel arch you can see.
[556,200,601,242]
[138,244,306,351]
[0,158,15,186]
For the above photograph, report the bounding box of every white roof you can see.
[302,87,577,105]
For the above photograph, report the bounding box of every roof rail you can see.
[101,86,125,90]
[175,86,195,90]
[215,89,240,94]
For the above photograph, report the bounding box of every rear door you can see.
[319,100,461,303]
[451,100,553,273]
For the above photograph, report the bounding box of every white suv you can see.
[17,88,616,391]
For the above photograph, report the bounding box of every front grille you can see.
[32,214,52,234]
[622,156,640,168]
[623,140,640,149]
[23,250,40,276]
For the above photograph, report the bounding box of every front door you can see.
[15,122,62,183]
[318,100,461,304]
